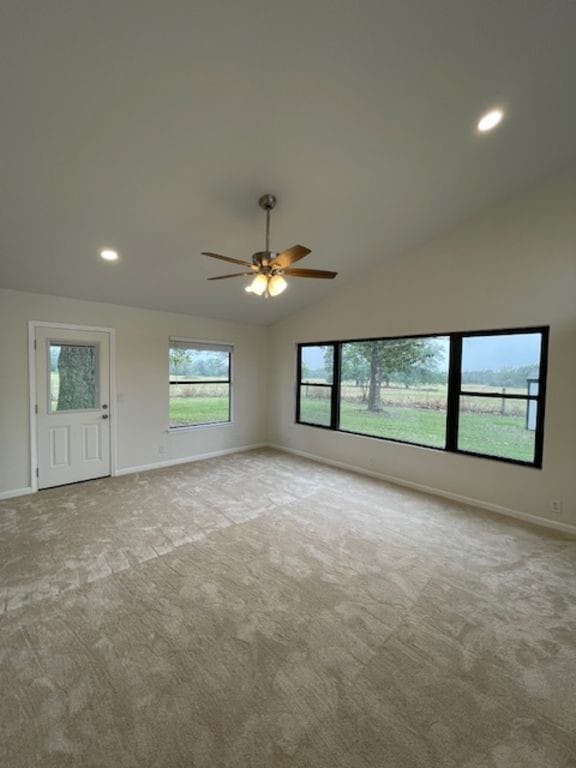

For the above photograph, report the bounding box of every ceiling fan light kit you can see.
[202,194,337,298]
[268,274,287,296]
[248,273,268,296]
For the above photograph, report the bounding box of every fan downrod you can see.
[258,194,277,211]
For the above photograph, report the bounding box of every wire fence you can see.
[302,383,527,417]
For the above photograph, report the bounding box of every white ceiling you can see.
[1,0,575,326]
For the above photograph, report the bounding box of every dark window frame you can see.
[169,346,232,429]
[296,343,338,429]
[295,326,549,468]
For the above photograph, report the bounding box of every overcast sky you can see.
[302,333,541,373]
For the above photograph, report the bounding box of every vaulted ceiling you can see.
[1,0,575,325]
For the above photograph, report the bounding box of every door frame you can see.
[28,321,117,492]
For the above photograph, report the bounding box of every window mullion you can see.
[332,343,341,430]
[534,328,549,468]
[445,334,462,452]
[296,346,303,423]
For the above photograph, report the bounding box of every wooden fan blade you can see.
[269,244,311,269]
[202,252,254,268]
[208,272,252,280]
[283,267,338,279]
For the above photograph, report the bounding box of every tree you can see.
[169,349,229,380]
[398,363,441,389]
[203,352,228,379]
[341,344,370,402]
[461,364,537,388]
[318,346,334,383]
[169,348,191,378]
[344,339,443,412]
[57,345,97,410]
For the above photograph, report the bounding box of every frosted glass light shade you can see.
[268,275,287,296]
[250,274,268,295]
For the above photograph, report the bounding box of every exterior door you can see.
[35,327,111,489]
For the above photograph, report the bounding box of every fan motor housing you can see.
[252,250,277,269]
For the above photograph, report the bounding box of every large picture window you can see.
[296,327,548,467]
[339,337,449,448]
[169,339,232,428]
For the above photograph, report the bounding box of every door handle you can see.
[102,414,109,420]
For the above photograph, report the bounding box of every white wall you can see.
[0,290,269,494]
[268,166,576,527]
[2,167,575,527]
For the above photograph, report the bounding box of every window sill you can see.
[168,421,234,434]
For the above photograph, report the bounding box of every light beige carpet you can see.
[1,448,575,767]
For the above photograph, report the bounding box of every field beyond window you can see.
[339,338,449,447]
[169,346,231,427]
[297,328,547,466]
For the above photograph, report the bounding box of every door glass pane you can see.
[338,337,449,448]
[49,343,98,412]
[461,333,542,394]
[458,395,535,463]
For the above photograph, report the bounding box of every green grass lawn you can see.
[300,398,535,462]
[338,402,446,448]
[171,388,534,461]
[170,397,230,427]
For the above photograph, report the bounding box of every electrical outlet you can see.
[368,456,376,468]
[158,445,166,456]
[550,500,563,515]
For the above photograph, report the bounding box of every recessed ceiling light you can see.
[477,108,504,133]
[100,249,119,261]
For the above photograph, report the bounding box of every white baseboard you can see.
[268,444,576,537]
[0,486,33,501]
[115,443,267,477]
[4,444,574,538]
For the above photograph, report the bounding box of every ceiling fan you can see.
[202,194,337,297]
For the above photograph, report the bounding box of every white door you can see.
[35,327,111,489]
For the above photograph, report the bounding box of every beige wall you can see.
[268,166,576,526]
[0,290,269,494]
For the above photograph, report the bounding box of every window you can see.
[297,344,336,427]
[454,331,545,464]
[339,337,449,448]
[296,327,548,467]
[169,339,232,428]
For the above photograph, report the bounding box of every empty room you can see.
[1,2,575,766]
